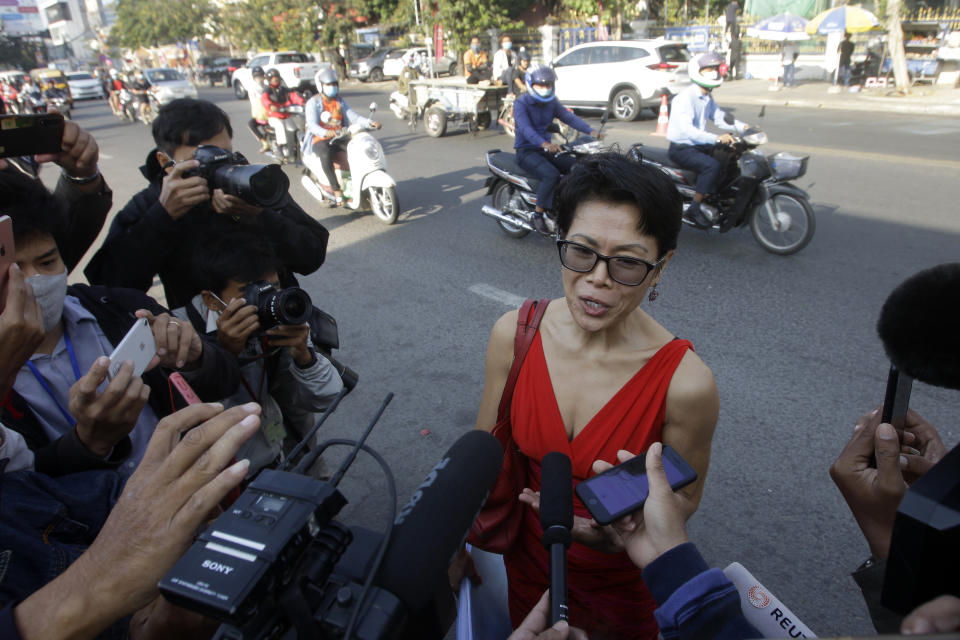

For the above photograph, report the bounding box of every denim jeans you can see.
[0,468,128,638]
[783,63,796,87]
[837,64,852,86]
[515,147,577,211]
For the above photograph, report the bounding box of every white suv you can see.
[552,39,691,121]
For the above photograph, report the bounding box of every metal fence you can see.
[501,28,544,59]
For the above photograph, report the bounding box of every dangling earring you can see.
[648,283,659,302]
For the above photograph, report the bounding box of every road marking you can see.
[469,283,525,308]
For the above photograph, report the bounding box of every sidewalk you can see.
[717,78,960,117]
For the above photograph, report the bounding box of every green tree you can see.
[425,0,518,63]
[111,0,215,48]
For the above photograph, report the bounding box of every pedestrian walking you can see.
[837,32,855,87]
[781,41,798,87]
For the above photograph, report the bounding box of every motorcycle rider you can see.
[304,68,380,206]
[666,51,748,229]
[245,66,270,153]
[513,66,602,234]
[261,69,304,160]
[108,69,125,116]
[19,77,43,113]
[130,71,152,122]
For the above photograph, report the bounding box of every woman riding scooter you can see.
[303,68,380,206]
[262,68,305,162]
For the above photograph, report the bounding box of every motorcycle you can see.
[47,91,71,119]
[300,103,399,225]
[632,126,815,255]
[118,88,138,123]
[497,94,516,137]
[480,113,609,238]
[265,103,305,165]
[19,90,45,114]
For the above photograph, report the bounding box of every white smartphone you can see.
[108,318,156,380]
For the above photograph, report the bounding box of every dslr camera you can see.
[243,280,312,329]
[186,145,289,208]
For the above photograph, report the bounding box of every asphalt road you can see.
[64,84,960,636]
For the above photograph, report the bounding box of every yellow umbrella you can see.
[805,4,881,34]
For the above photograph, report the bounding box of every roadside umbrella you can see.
[746,13,811,41]
[805,4,880,34]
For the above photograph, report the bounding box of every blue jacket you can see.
[645,543,761,640]
[513,93,592,150]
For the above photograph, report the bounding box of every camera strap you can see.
[25,330,83,428]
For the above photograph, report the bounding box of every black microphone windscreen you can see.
[375,430,502,612]
[877,263,960,390]
[540,451,573,531]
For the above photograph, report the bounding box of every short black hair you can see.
[0,169,66,244]
[554,152,682,259]
[151,98,233,156]
[193,231,281,297]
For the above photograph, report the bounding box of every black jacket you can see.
[84,156,329,308]
[0,284,241,477]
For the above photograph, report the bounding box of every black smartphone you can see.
[576,445,697,526]
[882,365,913,434]
[0,114,64,158]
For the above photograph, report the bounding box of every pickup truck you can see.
[231,51,330,99]
[199,57,247,87]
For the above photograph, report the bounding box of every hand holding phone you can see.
[577,444,697,526]
[108,318,157,380]
[0,114,64,159]
[586,444,695,570]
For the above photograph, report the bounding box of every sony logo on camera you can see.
[201,559,235,575]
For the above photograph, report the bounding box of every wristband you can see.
[61,165,101,185]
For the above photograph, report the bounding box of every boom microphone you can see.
[375,430,503,617]
[877,262,960,390]
[540,451,573,624]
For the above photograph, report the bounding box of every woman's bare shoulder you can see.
[667,348,718,407]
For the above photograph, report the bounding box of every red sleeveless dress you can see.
[504,333,693,640]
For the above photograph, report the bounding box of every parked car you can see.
[382,47,459,78]
[348,47,399,82]
[199,57,247,87]
[232,51,328,99]
[144,68,198,105]
[65,71,106,99]
[552,39,691,121]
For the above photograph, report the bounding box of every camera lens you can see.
[213,163,289,208]
[262,287,312,326]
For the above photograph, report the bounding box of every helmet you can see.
[688,51,725,90]
[526,66,556,103]
[517,49,531,63]
[315,67,338,87]
[251,65,265,77]
[266,69,281,82]
[109,69,119,78]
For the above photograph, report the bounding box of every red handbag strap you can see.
[495,298,550,422]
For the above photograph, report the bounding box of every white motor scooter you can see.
[300,103,399,224]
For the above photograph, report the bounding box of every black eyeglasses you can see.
[557,240,662,286]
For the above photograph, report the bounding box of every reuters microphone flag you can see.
[723,562,817,638]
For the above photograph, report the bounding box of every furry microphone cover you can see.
[877,262,960,390]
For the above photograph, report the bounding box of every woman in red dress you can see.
[474,153,719,639]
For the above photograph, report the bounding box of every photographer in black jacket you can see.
[84,98,329,309]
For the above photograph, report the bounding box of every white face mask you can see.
[701,68,720,81]
[503,42,512,50]
[26,270,67,333]
[533,85,553,98]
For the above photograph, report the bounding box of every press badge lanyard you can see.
[25,330,82,427]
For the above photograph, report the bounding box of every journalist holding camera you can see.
[172,232,344,474]
[84,98,330,309]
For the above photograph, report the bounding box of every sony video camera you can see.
[187,145,289,208]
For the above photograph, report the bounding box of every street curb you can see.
[720,93,960,117]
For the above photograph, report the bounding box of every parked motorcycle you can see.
[480,114,609,238]
[632,127,815,255]
[300,103,399,224]
[265,103,305,165]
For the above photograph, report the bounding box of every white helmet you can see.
[688,51,725,90]
[314,67,338,88]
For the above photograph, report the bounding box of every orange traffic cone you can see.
[652,94,669,137]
